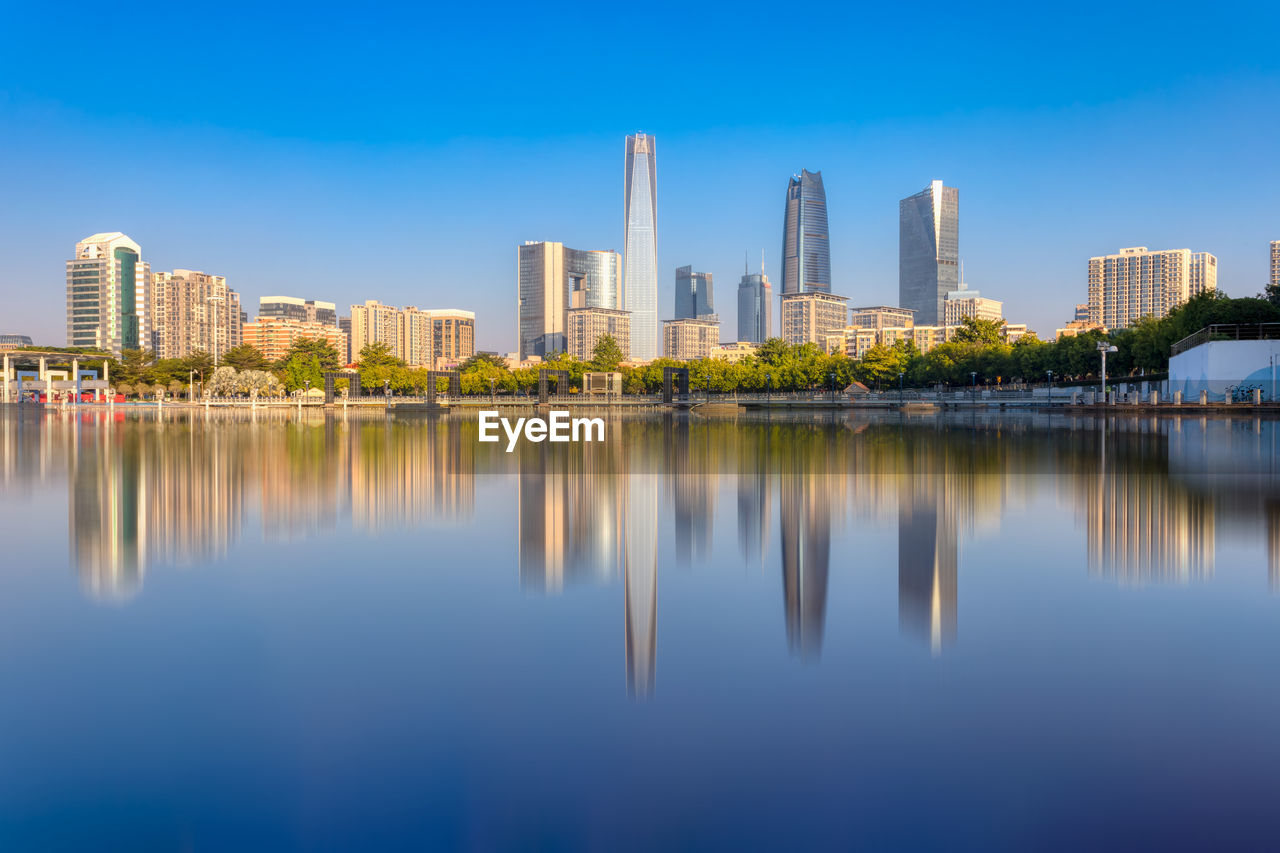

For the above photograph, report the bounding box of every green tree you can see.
[952,317,1005,346]
[116,349,157,385]
[221,343,271,371]
[590,334,625,371]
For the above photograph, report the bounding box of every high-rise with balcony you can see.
[737,270,773,343]
[1271,241,1280,293]
[675,266,713,320]
[518,241,621,359]
[66,232,151,355]
[151,270,242,361]
[624,134,658,360]
[781,170,831,296]
[899,180,959,326]
[1087,247,1217,329]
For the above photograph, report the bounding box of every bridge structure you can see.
[2,349,111,403]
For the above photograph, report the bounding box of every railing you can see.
[1171,323,1280,357]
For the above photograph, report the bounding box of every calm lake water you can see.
[2,406,1279,850]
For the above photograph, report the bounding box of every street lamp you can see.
[766,373,772,401]
[828,371,835,401]
[490,377,496,403]
[384,379,390,402]
[1046,370,1054,405]
[1097,342,1118,402]
[899,371,905,403]
[189,369,195,403]
[970,371,978,401]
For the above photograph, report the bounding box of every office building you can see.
[66,232,151,356]
[241,317,348,363]
[151,270,242,361]
[780,291,848,346]
[663,318,719,360]
[849,306,915,330]
[943,288,1003,326]
[338,316,352,363]
[737,270,772,343]
[624,133,659,360]
[1087,247,1217,329]
[1272,241,1280,293]
[258,296,338,327]
[518,241,621,359]
[568,307,631,362]
[675,266,714,320]
[781,170,831,295]
[899,180,959,326]
[428,309,475,367]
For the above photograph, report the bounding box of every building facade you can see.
[1087,246,1217,329]
[663,318,719,360]
[624,133,658,360]
[780,292,848,346]
[0,334,34,354]
[674,265,714,319]
[711,341,760,362]
[66,232,151,356]
[568,307,631,362]
[349,300,402,361]
[781,170,831,295]
[518,241,621,359]
[428,309,475,367]
[349,301,472,367]
[737,271,772,343]
[942,289,1003,326]
[848,305,915,330]
[899,180,959,326]
[241,317,348,363]
[151,270,242,361]
[1272,241,1280,293]
[338,316,352,363]
[259,296,338,327]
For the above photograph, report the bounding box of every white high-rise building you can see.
[1270,240,1279,293]
[151,270,242,361]
[1087,247,1217,329]
[624,133,658,360]
[66,232,151,355]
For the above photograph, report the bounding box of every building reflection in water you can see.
[9,408,1280,688]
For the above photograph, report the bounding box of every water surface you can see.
[1,407,1277,850]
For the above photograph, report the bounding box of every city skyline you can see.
[2,4,1278,351]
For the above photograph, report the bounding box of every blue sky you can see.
[1,0,1277,350]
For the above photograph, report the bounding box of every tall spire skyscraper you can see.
[899,180,959,326]
[624,134,658,360]
[781,170,831,296]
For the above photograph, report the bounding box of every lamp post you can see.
[828,371,835,402]
[970,371,978,402]
[189,369,195,403]
[766,373,771,401]
[305,379,311,406]
[899,371,905,404]
[1046,370,1054,405]
[490,377,496,403]
[384,379,390,404]
[1097,342,1118,403]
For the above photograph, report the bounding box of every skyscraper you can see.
[1271,241,1280,293]
[518,241,621,359]
[674,266,713,319]
[737,267,773,343]
[781,170,831,296]
[624,134,658,360]
[66,232,151,355]
[899,180,959,327]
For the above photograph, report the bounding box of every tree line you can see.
[16,290,1276,398]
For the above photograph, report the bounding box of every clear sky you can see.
[1,0,1277,351]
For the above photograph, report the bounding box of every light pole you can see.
[189,369,195,403]
[1046,370,1054,405]
[1097,342,1118,403]
[828,371,835,402]
[766,373,771,402]
[898,371,905,404]
[384,379,390,403]
[305,378,311,406]
[970,371,978,402]
[490,377,495,403]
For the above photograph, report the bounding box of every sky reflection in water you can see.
[1,407,1278,850]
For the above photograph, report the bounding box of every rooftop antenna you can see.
[745,251,748,276]
[761,249,765,275]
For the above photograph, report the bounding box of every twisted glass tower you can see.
[781,170,831,295]
[624,134,658,360]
